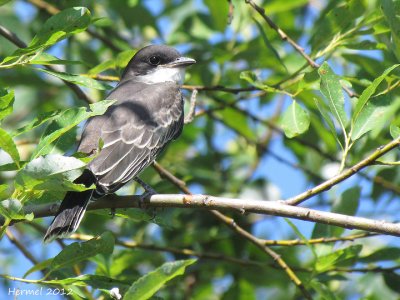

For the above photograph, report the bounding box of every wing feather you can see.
[83,81,183,195]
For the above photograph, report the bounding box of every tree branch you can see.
[7,193,400,236]
[244,0,319,68]
[285,137,400,205]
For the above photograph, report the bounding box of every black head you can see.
[122,45,196,80]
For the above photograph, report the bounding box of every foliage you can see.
[1,0,400,299]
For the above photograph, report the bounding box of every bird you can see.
[44,45,196,242]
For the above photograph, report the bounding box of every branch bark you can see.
[9,194,400,237]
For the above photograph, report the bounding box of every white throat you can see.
[134,67,186,85]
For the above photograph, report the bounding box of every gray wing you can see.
[78,81,183,195]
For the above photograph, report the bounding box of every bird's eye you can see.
[149,56,161,65]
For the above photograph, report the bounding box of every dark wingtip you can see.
[43,225,72,243]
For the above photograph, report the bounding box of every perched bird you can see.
[44,45,196,242]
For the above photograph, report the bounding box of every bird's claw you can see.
[135,177,157,209]
[109,207,116,218]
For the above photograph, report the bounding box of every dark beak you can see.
[164,57,196,68]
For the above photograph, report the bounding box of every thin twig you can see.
[244,0,319,68]
[69,233,265,268]
[285,138,400,205]
[262,232,378,246]
[5,228,39,265]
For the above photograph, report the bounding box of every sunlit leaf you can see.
[0,89,14,122]
[382,0,400,60]
[36,68,113,90]
[123,259,196,300]
[351,94,400,141]
[0,128,20,168]
[316,245,362,272]
[280,100,310,138]
[48,232,114,272]
[15,154,87,193]
[351,64,399,140]
[318,62,347,135]
[31,100,115,158]
[1,7,91,66]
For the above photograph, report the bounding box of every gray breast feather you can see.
[78,81,184,194]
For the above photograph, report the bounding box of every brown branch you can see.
[8,194,400,236]
[5,228,39,265]
[262,232,378,246]
[244,0,319,68]
[68,233,266,268]
[0,26,26,48]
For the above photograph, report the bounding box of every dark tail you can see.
[43,170,96,243]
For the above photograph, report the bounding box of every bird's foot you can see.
[109,207,116,218]
[135,177,157,208]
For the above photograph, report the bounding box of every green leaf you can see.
[0,199,26,220]
[217,107,256,140]
[88,50,136,75]
[384,273,400,293]
[49,232,114,272]
[123,259,196,300]
[36,68,113,90]
[315,245,362,272]
[31,100,115,158]
[318,62,347,135]
[265,0,309,14]
[313,97,342,148]
[279,100,310,138]
[360,247,400,263]
[0,0,13,6]
[309,280,339,300]
[331,187,360,236]
[390,124,400,139]
[1,7,91,66]
[0,128,20,168]
[0,162,20,172]
[13,110,60,137]
[333,187,360,216]
[254,19,287,72]
[351,64,399,137]
[285,218,317,259]
[204,0,228,31]
[28,52,83,66]
[310,0,365,51]
[15,154,87,192]
[23,258,53,278]
[351,94,400,141]
[44,274,130,291]
[0,89,15,122]
[382,0,400,61]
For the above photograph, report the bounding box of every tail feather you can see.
[43,170,96,243]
